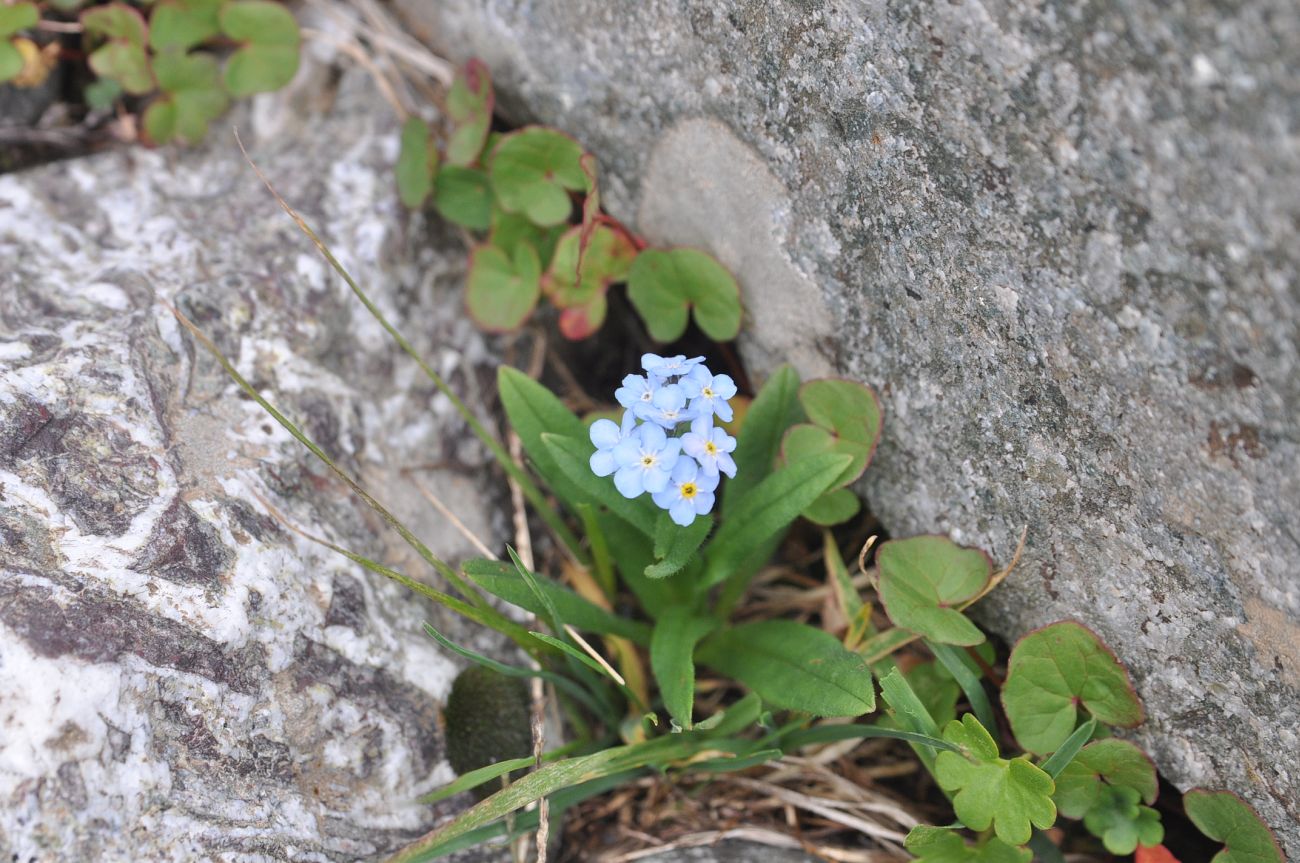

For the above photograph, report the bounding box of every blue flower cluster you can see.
[589,354,739,527]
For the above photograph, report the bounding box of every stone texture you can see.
[0,69,515,861]
[397,0,1300,851]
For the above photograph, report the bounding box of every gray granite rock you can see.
[397,0,1300,851]
[0,70,515,861]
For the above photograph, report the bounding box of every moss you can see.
[442,665,533,780]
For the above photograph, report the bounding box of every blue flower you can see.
[612,422,681,498]
[614,373,658,411]
[681,366,738,422]
[635,383,696,429]
[652,458,720,526]
[589,410,636,477]
[681,417,737,478]
[641,353,705,382]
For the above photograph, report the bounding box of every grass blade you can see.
[1039,717,1098,779]
[928,640,997,735]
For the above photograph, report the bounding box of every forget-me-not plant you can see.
[590,353,738,526]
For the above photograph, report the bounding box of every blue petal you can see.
[614,466,644,498]
[718,452,738,478]
[643,466,671,494]
[590,418,622,449]
[669,499,696,526]
[692,492,716,515]
[590,450,617,477]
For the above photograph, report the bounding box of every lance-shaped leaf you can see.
[724,364,802,515]
[1183,789,1285,863]
[545,223,637,340]
[650,608,717,729]
[82,3,153,95]
[876,535,992,646]
[0,3,38,84]
[446,58,493,167]
[466,242,541,332]
[934,714,1057,846]
[646,512,711,580]
[1002,621,1144,754]
[489,127,588,226]
[395,116,437,209]
[434,166,492,230]
[220,0,300,97]
[696,620,876,717]
[148,0,222,51]
[1054,738,1157,818]
[627,247,741,342]
[905,826,1033,863]
[143,50,229,145]
[1082,785,1163,855]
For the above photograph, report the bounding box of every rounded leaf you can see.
[446,59,493,167]
[83,4,153,95]
[876,535,993,646]
[0,3,38,38]
[626,247,741,342]
[465,243,541,332]
[149,0,222,51]
[220,0,300,97]
[1002,621,1144,754]
[433,166,492,230]
[1183,789,1284,863]
[801,486,861,526]
[488,127,588,226]
[395,116,437,209]
[143,49,229,145]
[1054,738,1158,818]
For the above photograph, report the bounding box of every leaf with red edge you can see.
[83,3,153,95]
[1136,845,1182,863]
[465,243,541,332]
[447,59,493,166]
[1002,621,1144,755]
[545,223,636,339]
[1184,789,1284,863]
[558,295,607,341]
[575,153,602,277]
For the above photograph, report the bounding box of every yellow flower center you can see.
[680,482,698,499]
[705,441,718,456]
[702,387,715,398]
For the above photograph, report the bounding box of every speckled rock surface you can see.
[397,0,1300,850]
[0,71,514,861]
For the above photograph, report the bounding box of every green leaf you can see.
[1037,717,1097,780]
[446,58,493,167]
[876,536,991,646]
[824,529,864,622]
[929,641,997,735]
[542,433,659,537]
[905,825,1033,863]
[148,0,222,51]
[1052,737,1155,817]
[143,50,229,145]
[626,247,741,342]
[1082,785,1163,855]
[877,661,959,732]
[934,714,1058,846]
[0,41,21,83]
[645,512,711,579]
[488,127,587,226]
[780,723,959,754]
[879,667,940,738]
[1183,789,1285,863]
[650,608,717,729]
[386,734,753,861]
[1002,621,1144,754]
[724,364,802,516]
[418,755,535,804]
[783,379,883,485]
[490,207,564,265]
[701,452,852,589]
[83,4,152,95]
[396,116,437,209]
[433,166,492,230]
[463,559,651,646]
[545,224,637,340]
[696,620,876,717]
[220,0,300,97]
[801,486,861,526]
[465,243,541,332]
[695,692,763,736]
[84,77,124,110]
[596,511,679,618]
[0,3,38,37]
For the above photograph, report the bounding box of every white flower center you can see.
[640,454,656,468]
[702,386,715,399]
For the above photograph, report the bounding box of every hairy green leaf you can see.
[697,620,876,717]
[1002,621,1144,754]
[646,512,711,579]
[1183,789,1285,863]
[701,452,852,589]
[876,536,992,646]
[543,433,659,537]
[626,247,741,342]
[724,364,801,516]
[934,714,1057,846]
[650,608,717,729]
